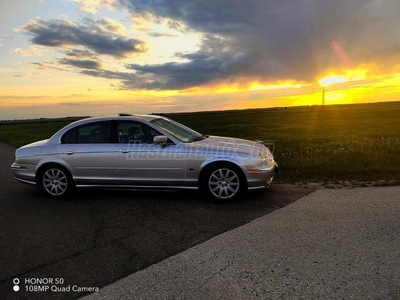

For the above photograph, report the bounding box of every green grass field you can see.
[1,102,399,185]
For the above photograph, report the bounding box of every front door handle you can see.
[119,149,129,153]
[65,151,74,155]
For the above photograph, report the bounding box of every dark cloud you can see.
[147,32,176,38]
[113,0,400,89]
[80,52,248,90]
[23,19,147,58]
[63,49,96,58]
[127,52,250,89]
[80,69,140,89]
[79,68,175,90]
[32,62,69,71]
[80,69,134,80]
[59,58,101,70]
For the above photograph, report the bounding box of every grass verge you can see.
[1,102,399,185]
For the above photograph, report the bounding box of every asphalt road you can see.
[84,186,400,300]
[0,142,310,300]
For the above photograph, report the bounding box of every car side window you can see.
[118,121,161,144]
[61,128,77,144]
[61,121,111,144]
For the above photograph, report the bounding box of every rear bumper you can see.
[11,162,37,185]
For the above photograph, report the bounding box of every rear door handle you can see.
[119,149,129,153]
[65,151,74,155]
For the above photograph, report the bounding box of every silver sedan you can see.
[11,114,278,201]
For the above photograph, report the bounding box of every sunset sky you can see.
[1,0,400,120]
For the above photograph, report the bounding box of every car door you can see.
[57,121,116,185]
[114,120,186,186]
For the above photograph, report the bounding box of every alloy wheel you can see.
[208,168,240,200]
[42,168,68,196]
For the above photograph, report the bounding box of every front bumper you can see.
[246,162,278,190]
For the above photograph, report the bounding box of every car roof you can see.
[76,113,161,124]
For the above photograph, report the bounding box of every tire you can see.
[202,164,246,202]
[40,166,72,197]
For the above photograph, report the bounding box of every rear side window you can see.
[61,121,111,144]
[61,129,77,144]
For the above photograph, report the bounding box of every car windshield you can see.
[150,117,206,143]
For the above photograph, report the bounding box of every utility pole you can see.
[322,86,325,106]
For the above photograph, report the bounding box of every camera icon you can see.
[13,278,20,292]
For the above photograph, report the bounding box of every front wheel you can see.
[203,165,246,202]
[40,167,72,197]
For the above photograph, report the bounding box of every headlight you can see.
[267,150,275,163]
[259,154,267,165]
[262,148,275,164]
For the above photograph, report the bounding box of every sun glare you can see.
[319,69,367,87]
[319,75,348,87]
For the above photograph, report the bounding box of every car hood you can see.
[187,135,265,156]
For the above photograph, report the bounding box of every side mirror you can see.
[153,135,168,145]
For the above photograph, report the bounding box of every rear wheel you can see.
[203,164,245,202]
[40,166,71,197]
